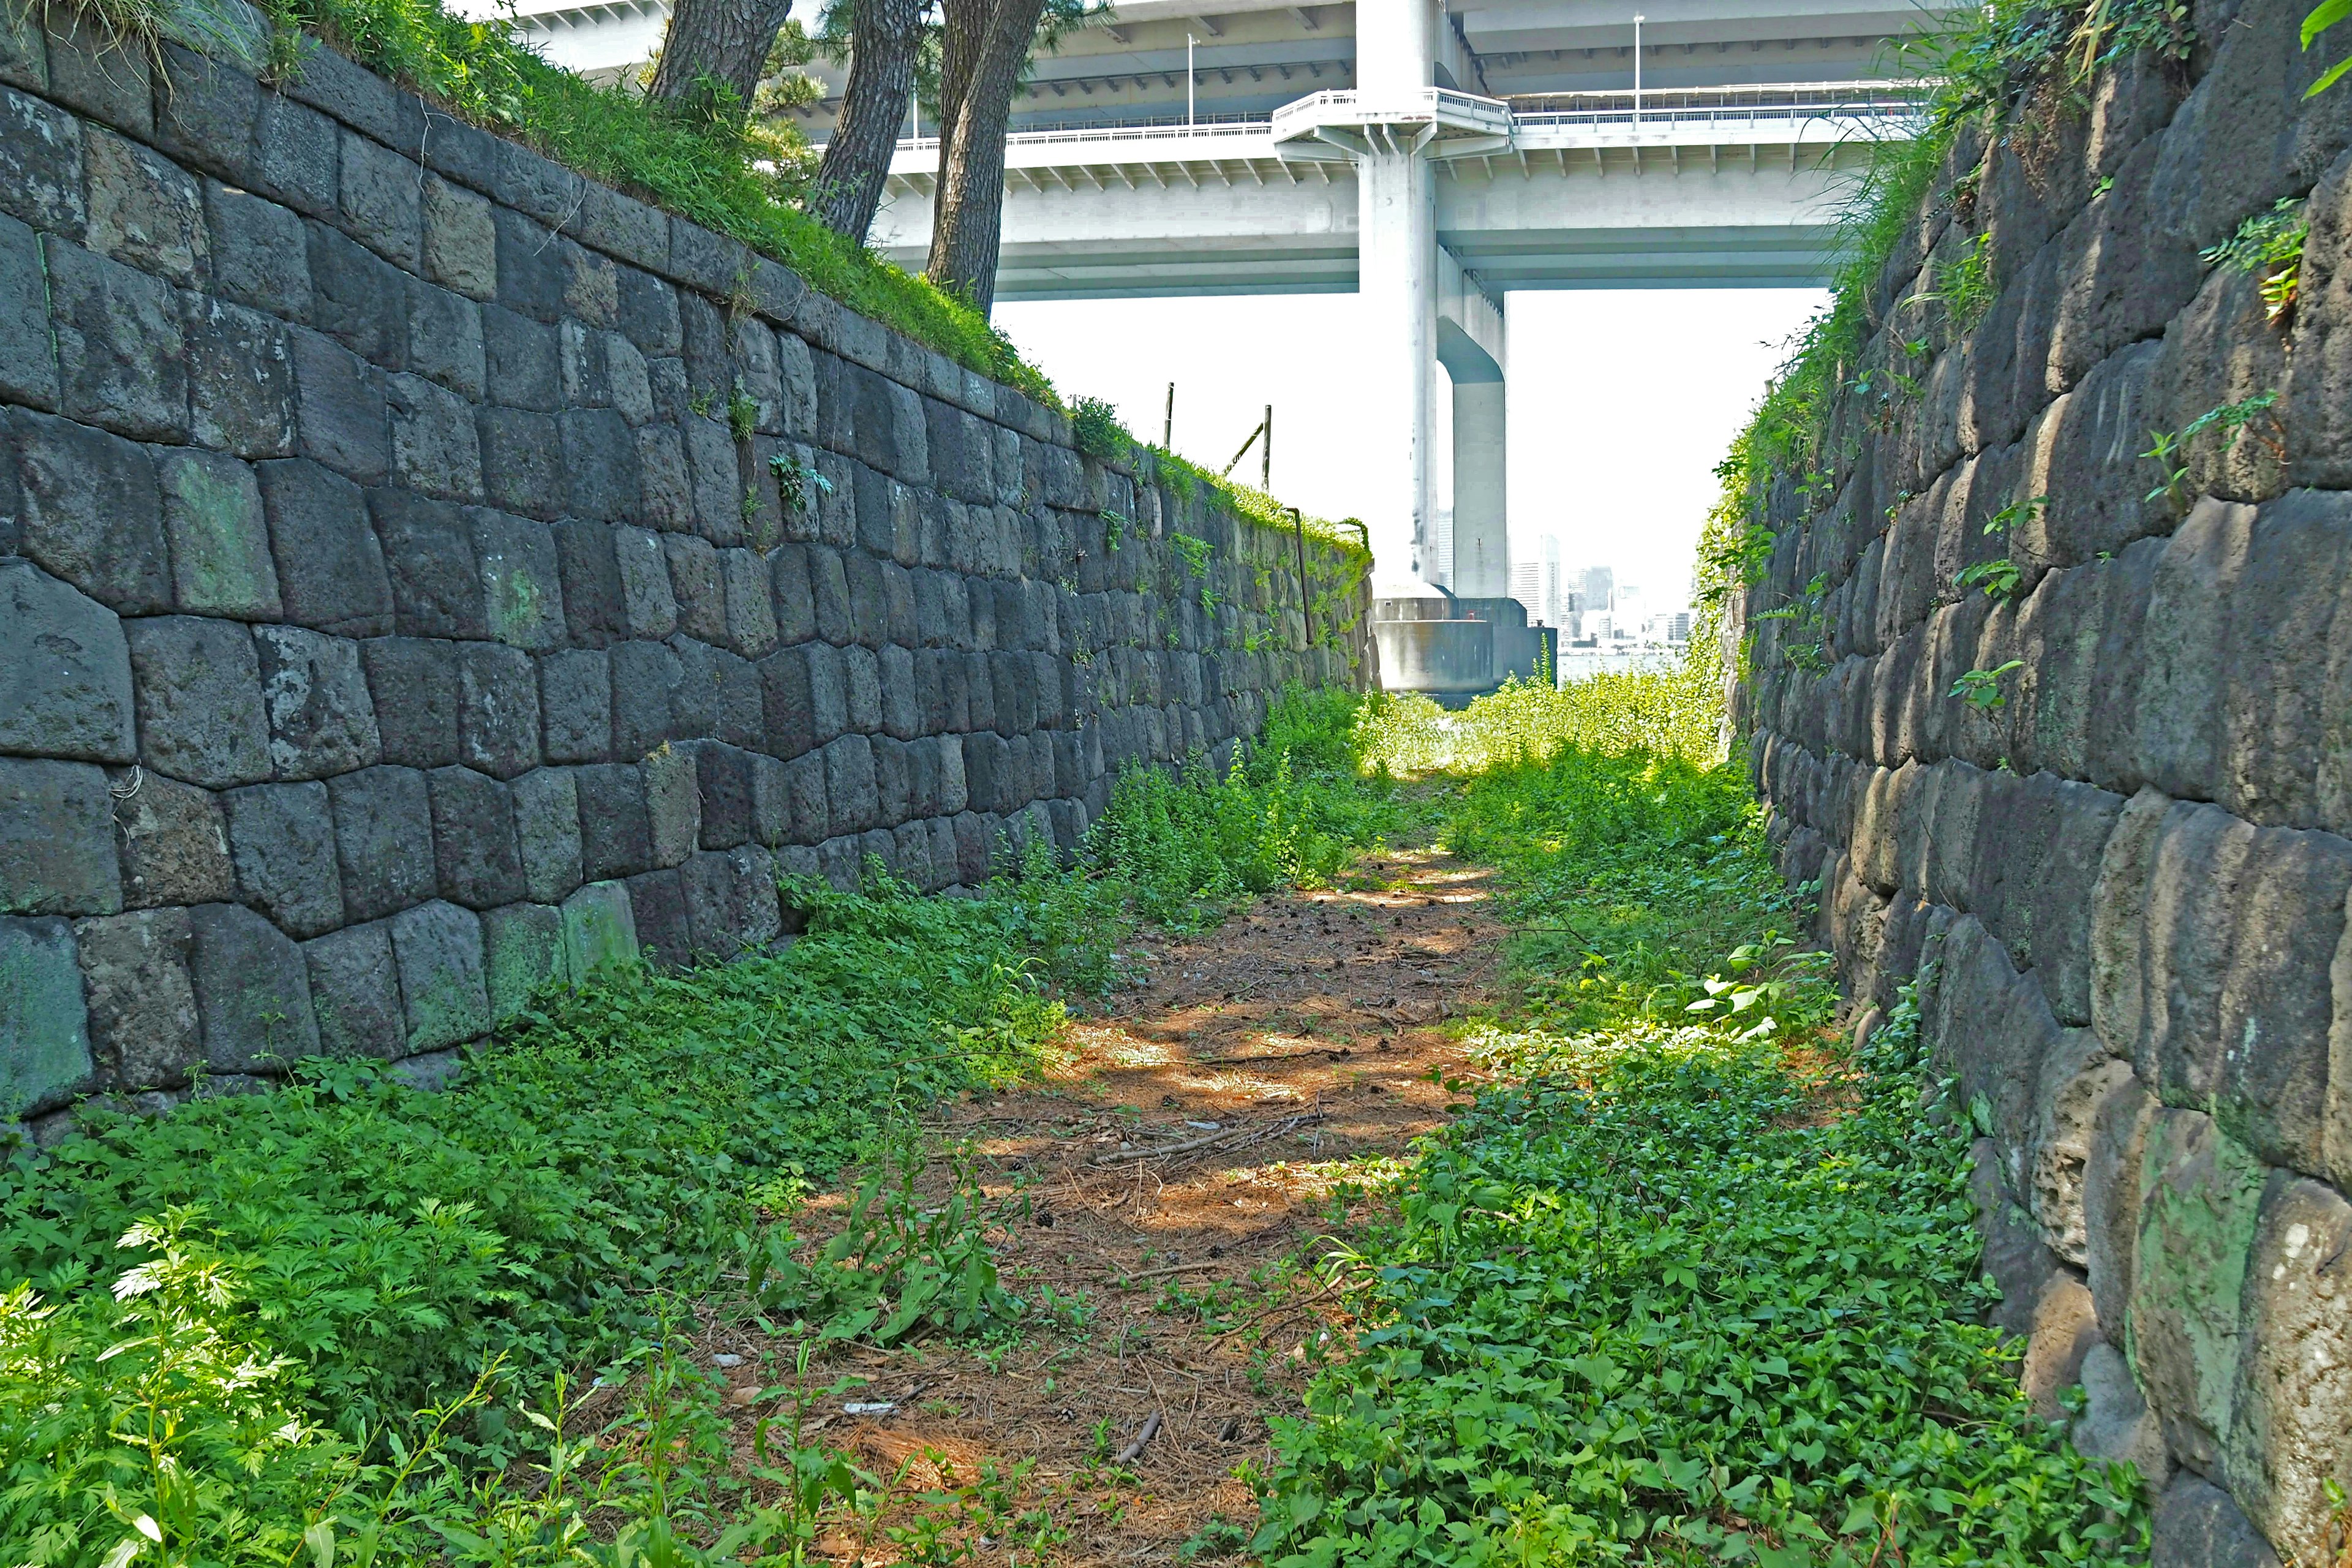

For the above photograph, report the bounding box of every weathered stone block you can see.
[428,765,524,910]
[388,371,482,502]
[205,179,310,317]
[75,907,199,1088]
[2149,1472,2280,1568]
[44,235,187,442]
[13,405,170,614]
[127,615,270,788]
[722,548,777,658]
[259,456,393,633]
[0,83,83,232]
[664,532,725,643]
[609,638,677,756]
[472,508,567,651]
[326,764,432,924]
[0,557,134,763]
[359,636,459,767]
[0,214,59,410]
[306,220,409,371]
[511,767,582,905]
[574,761,652,881]
[559,876,637,978]
[535,648,609,764]
[2071,1339,2171,1498]
[824,733,875,837]
[303,919,405,1060]
[2130,1108,2269,1477]
[481,304,557,411]
[232,74,327,204]
[83,124,205,285]
[337,127,420,271]
[614,525,678,638]
[254,625,381,780]
[478,407,565,520]
[186,297,294,459]
[454,641,538,780]
[187,900,317,1070]
[115,770,232,909]
[222,780,342,938]
[406,280,484,401]
[2220,489,2352,831]
[2,917,96,1124]
[421,173,496,301]
[158,450,277,619]
[288,327,390,484]
[2136,499,2256,804]
[549,520,623,649]
[368,489,482,639]
[843,644,882,734]
[481,900,566,1020]
[561,407,639,523]
[622,864,688,962]
[643,744,699,870]
[691,741,753,850]
[2084,1068,2161,1344]
[388,899,489,1052]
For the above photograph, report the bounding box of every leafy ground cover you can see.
[1246,718,2150,1566]
[0,691,1407,1567]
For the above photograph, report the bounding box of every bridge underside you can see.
[873,130,1870,301]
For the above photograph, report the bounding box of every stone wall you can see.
[1734,1,2352,1562]
[0,5,1373,1132]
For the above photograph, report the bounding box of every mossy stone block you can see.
[481,902,565,1022]
[560,880,636,978]
[0,915,94,1116]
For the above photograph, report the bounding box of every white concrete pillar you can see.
[1351,0,1438,586]
[1355,0,1438,99]
[1450,374,1507,597]
[1357,149,1436,585]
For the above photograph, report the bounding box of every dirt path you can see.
[702,847,1504,1565]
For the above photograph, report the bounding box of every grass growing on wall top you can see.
[90,0,1057,398]
[1719,0,2199,521]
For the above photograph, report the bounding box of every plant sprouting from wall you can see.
[769,451,834,514]
[1951,660,2024,713]
[2302,0,2352,96]
[1070,396,1130,463]
[1099,509,1126,551]
[1170,533,1212,579]
[1953,494,2046,600]
[1756,571,1831,673]
[2201,198,2309,322]
[2142,390,2285,502]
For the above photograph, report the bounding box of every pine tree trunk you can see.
[933,0,988,187]
[926,0,1046,313]
[808,0,922,241]
[649,0,796,128]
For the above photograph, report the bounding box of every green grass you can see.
[1247,736,2150,1567]
[0,689,1400,1568]
[234,0,1061,399]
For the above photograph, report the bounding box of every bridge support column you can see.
[1356,148,1436,586]
[1450,374,1506,598]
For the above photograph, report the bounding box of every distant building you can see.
[1582,565,1615,616]
[1510,558,1545,621]
[1430,507,1455,589]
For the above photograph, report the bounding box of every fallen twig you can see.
[1120,1259,1227,1285]
[1112,1411,1163,1466]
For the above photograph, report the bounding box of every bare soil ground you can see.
[699,847,1505,1565]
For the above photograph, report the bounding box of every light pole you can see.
[1187,33,1197,126]
[1632,14,1643,129]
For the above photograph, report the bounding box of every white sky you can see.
[997,287,1827,607]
